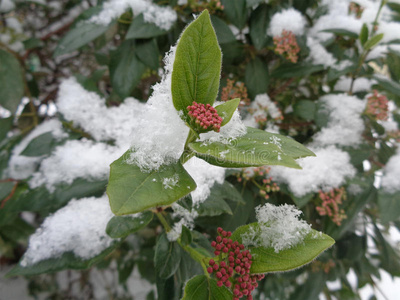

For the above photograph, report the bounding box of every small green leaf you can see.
[272,63,324,79]
[360,23,369,46]
[321,28,359,39]
[189,127,315,169]
[378,190,400,223]
[177,195,193,212]
[107,151,197,215]
[363,33,384,50]
[154,233,181,279]
[171,10,222,121]
[109,40,146,99]
[221,0,248,30]
[0,49,24,114]
[6,242,119,277]
[106,211,153,238]
[136,39,159,70]
[180,225,192,246]
[125,14,168,39]
[0,117,13,141]
[182,275,232,300]
[197,197,232,216]
[20,132,56,157]
[210,15,236,44]
[215,98,240,126]
[54,20,113,57]
[231,224,335,273]
[250,4,270,50]
[293,100,316,121]
[245,57,269,98]
[374,76,400,97]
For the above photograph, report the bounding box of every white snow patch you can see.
[89,0,177,30]
[241,203,311,252]
[381,145,400,194]
[268,8,306,37]
[21,195,115,266]
[312,94,366,147]
[269,146,356,197]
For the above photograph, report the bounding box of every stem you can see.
[155,211,171,232]
[372,0,388,35]
[180,127,199,165]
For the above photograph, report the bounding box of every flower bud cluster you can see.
[187,101,223,132]
[273,30,300,63]
[207,227,265,300]
[221,79,250,107]
[316,187,347,226]
[237,167,280,200]
[188,0,224,14]
[349,2,364,19]
[365,90,389,121]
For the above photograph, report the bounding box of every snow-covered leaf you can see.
[189,127,314,169]
[107,151,197,215]
[231,224,335,273]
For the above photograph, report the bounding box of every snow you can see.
[306,37,337,67]
[268,8,306,37]
[20,195,115,266]
[7,119,67,180]
[127,46,189,171]
[381,145,400,194]
[241,203,311,252]
[334,77,376,93]
[29,139,122,192]
[269,146,356,197]
[0,0,15,12]
[89,0,177,30]
[184,157,225,204]
[312,94,366,147]
[57,78,146,148]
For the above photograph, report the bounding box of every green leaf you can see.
[245,57,269,98]
[107,151,197,215]
[360,23,369,46]
[136,39,159,70]
[171,10,221,121]
[215,98,240,126]
[197,197,232,217]
[182,275,232,300]
[180,225,192,246]
[231,224,335,273]
[106,211,153,238]
[0,117,13,141]
[221,0,247,30]
[210,15,236,44]
[363,33,384,50]
[272,63,324,79]
[250,4,270,50]
[0,49,24,114]
[321,28,359,39]
[6,242,119,277]
[293,100,316,121]
[177,195,193,212]
[125,14,168,39]
[378,190,400,223]
[0,181,15,203]
[109,40,146,99]
[373,76,400,97]
[189,127,315,169]
[54,20,113,57]
[20,132,56,157]
[154,233,181,279]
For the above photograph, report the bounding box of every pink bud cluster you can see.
[316,187,347,226]
[221,79,250,107]
[207,227,265,300]
[366,90,389,121]
[187,101,223,132]
[273,30,300,63]
[237,167,280,200]
[349,2,364,19]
